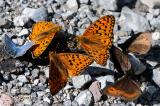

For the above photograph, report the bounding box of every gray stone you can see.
[17,29,29,37]
[96,75,114,89]
[61,11,76,20]
[153,68,160,87]
[33,79,39,86]
[146,85,157,95]
[140,0,160,9]
[15,38,25,45]
[63,100,72,106]
[39,75,47,84]
[20,86,31,94]
[22,99,32,105]
[97,0,117,11]
[0,0,5,7]
[22,7,48,22]
[37,91,45,97]
[111,103,127,106]
[31,69,39,78]
[0,18,12,28]
[150,16,160,30]
[44,67,49,78]
[128,53,146,75]
[17,75,28,83]
[146,13,154,20]
[11,88,20,95]
[72,74,92,89]
[119,7,150,32]
[66,0,78,11]
[74,90,93,106]
[71,101,79,106]
[89,81,102,102]
[152,32,160,41]
[43,97,51,104]
[79,0,89,4]
[55,0,67,4]
[13,15,29,26]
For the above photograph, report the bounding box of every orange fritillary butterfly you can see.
[29,21,62,58]
[77,15,115,66]
[49,52,93,95]
[103,75,141,101]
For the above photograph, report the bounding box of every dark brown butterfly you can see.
[103,75,142,101]
[119,32,152,55]
[49,52,93,95]
[104,46,144,101]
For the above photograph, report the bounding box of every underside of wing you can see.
[104,76,141,101]
[49,52,68,95]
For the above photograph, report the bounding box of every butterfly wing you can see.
[49,52,68,95]
[127,32,152,55]
[78,15,115,66]
[57,53,93,77]
[103,76,141,101]
[111,46,131,74]
[29,21,61,58]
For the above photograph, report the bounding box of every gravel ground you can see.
[0,0,160,106]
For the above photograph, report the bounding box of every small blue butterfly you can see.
[4,34,34,58]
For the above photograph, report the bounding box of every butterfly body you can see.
[77,15,115,66]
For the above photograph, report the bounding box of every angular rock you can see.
[13,15,29,27]
[152,68,160,87]
[74,90,93,106]
[96,75,114,89]
[22,7,48,22]
[79,0,89,4]
[150,16,160,30]
[89,81,102,102]
[63,100,72,106]
[97,0,117,11]
[17,29,29,37]
[128,53,146,75]
[0,18,12,28]
[17,75,28,83]
[72,74,92,89]
[66,0,78,11]
[140,0,160,9]
[119,7,150,32]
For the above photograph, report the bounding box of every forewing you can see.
[128,32,152,55]
[58,53,93,77]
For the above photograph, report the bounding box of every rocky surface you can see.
[0,0,160,106]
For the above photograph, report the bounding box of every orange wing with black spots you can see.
[49,52,93,95]
[77,15,115,66]
[29,21,61,58]
[57,53,93,77]
[103,76,141,101]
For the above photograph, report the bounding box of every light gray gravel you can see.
[0,0,160,105]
